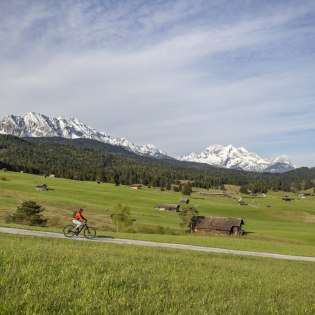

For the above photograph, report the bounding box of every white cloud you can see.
[0,0,314,167]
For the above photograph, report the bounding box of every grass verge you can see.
[0,234,314,315]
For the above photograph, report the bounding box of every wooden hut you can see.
[282,196,294,201]
[179,198,190,204]
[191,216,244,235]
[238,200,248,206]
[154,204,180,212]
[129,184,142,190]
[36,184,47,191]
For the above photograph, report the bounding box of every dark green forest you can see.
[0,135,314,192]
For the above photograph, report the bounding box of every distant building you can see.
[36,184,47,191]
[179,199,189,204]
[238,200,248,206]
[154,204,180,212]
[129,184,142,190]
[298,192,311,197]
[282,196,294,201]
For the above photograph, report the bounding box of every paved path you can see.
[1,227,314,262]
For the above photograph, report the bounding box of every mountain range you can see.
[0,112,295,173]
[179,145,295,173]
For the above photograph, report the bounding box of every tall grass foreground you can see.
[0,233,314,315]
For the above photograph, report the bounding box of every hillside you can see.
[0,112,299,172]
[1,170,315,314]
[0,135,315,192]
[0,171,314,255]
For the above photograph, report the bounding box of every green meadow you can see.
[0,233,314,315]
[1,171,315,314]
[0,171,314,256]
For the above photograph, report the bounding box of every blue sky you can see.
[0,0,314,167]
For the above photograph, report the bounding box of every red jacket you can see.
[74,211,86,222]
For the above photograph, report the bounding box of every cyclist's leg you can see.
[72,220,82,231]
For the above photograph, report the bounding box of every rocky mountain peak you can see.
[0,112,169,159]
[178,145,295,173]
[0,112,295,172]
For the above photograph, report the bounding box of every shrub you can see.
[12,200,47,226]
[110,203,133,232]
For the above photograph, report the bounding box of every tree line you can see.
[0,135,314,192]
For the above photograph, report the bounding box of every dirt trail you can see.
[1,227,314,262]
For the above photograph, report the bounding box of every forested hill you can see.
[0,135,314,192]
[24,137,139,157]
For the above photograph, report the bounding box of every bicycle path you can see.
[1,227,314,262]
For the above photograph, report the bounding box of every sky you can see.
[0,0,314,167]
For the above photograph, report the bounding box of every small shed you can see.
[191,216,244,235]
[179,198,190,204]
[36,184,47,191]
[282,196,294,201]
[154,204,180,212]
[130,184,142,190]
[298,192,311,197]
[238,200,248,206]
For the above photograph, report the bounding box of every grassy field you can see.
[1,172,315,314]
[0,233,314,315]
[0,171,315,256]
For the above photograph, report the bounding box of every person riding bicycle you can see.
[73,208,86,232]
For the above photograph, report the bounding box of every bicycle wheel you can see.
[63,224,76,237]
[84,226,96,239]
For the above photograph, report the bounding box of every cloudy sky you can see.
[1,0,314,167]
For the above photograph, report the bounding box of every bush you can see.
[12,200,47,226]
[110,203,133,232]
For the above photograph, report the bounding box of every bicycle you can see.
[63,221,96,239]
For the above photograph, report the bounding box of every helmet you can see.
[78,208,83,212]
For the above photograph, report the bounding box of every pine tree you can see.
[12,200,47,226]
[179,206,199,232]
[182,181,192,196]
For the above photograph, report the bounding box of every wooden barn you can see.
[190,216,244,235]
[282,196,294,201]
[154,204,180,212]
[36,184,47,191]
[179,198,189,204]
[129,184,142,190]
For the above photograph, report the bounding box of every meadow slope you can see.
[0,171,314,256]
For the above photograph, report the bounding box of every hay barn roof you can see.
[191,216,244,231]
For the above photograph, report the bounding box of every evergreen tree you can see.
[166,182,172,190]
[179,206,199,233]
[12,200,47,226]
[182,181,192,196]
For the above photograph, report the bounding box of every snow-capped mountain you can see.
[178,145,295,173]
[0,112,169,159]
[0,113,296,172]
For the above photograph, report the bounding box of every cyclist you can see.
[73,208,87,232]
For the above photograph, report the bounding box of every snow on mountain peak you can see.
[0,112,169,159]
[178,145,295,173]
[0,112,296,172]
